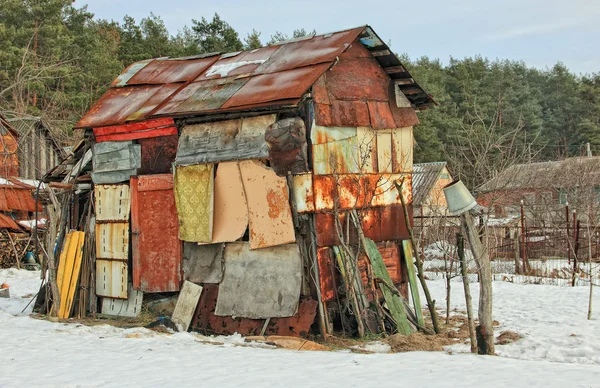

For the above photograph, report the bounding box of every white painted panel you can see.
[96,260,128,299]
[96,222,129,260]
[171,281,203,332]
[95,184,131,221]
[101,286,143,318]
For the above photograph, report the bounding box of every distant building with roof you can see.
[412,162,453,218]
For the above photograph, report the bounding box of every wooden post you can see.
[461,211,495,355]
[458,233,477,353]
[520,200,528,273]
[566,203,571,265]
[514,229,521,275]
[573,219,581,287]
[309,216,329,340]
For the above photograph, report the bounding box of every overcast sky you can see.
[74,0,599,74]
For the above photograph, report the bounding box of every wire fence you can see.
[414,221,600,288]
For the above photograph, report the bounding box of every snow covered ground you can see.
[0,268,599,387]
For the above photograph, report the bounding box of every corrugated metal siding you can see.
[95,185,130,221]
[92,141,141,184]
[412,162,447,206]
[93,118,178,143]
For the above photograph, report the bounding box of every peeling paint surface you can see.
[212,161,248,243]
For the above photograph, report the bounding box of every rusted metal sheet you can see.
[153,78,248,116]
[265,117,308,176]
[317,247,336,302]
[212,161,248,243]
[95,223,129,260]
[356,126,377,173]
[312,137,359,175]
[93,118,177,143]
[310,124,356,145]
[197,45,280,81]
[95,184,131,221]
[313,173,412,211]
[392,127,413,173]
[131,174,182,292]
[390,104,420,128]
[191,284,317,337]
[0,186,41,212]
[239,160,295,249]
[324,51,389,102]
[256,27,363,74]
[182,242,224,284]
[96,259,128,299]
[92,141,141,184]
[137,134,178,175]
[111,59,153,87]
[290,173,314,213]
[0,213,20,230]
[127,56,219,85]
[215,242,301,319]
[314,204,413,247]
[367,101,396,129]
[176,115,276,165]
[314,100,371,128]
[75,84,180,129]
[221,64,331,109]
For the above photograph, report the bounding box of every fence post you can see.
[520,200,528,273]
[566,203,571,265]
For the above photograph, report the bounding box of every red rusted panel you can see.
[390,101,420,127]
[222,63,332,109]
[191,284,317,338]
[324,57,389,102]
[256,27,364,74]
[197,46,281,81]
[94,118,177,142]
[315,100,371,128]
[75,85,180,129]
[0,186,42,212]
[357,242,402,300]
[314,205,412,247]
[0,213,20,230]
[311,74,330,105]
[340,41,373,59]
[317,247,336,302]
[137,135,178,175]
[127,57,219,85]
[367,101,396,129]
[130,174,182,292]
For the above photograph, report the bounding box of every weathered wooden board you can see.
[96,259,128,299]
[212,161,248,243]
[391,127,413,173]
[95,222,129,260]
[171,281,203,332]
[215,242,302,319]
[176,115,276,165]
[364,238,413,335]
[182,242,224,284]
[402,240,424,326]
[376,131,393,173]
[174,164,214,243]
[95,184,130,221]
[57,231,85,319]
[239,160,295,249]
[101,287,143,318]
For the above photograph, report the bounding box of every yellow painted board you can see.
[58,232,80,316]
[56,232,74,293]
[59,231,85,319]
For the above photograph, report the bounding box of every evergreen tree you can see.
[191,13,243,53]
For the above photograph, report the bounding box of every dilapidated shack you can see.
[42,26,435,338]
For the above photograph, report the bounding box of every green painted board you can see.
[364,238,413,335]
[402,240,425,327]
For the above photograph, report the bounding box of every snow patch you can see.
[205,60,265,78]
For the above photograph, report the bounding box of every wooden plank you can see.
[402,240,424,327]
[376,131,393,173]
[391,127,413,173]
[239,160,295,249]
[212,161,248,243]
[60,232,85,319]
[384,65,406,74]
[371,49,391,57]
[171,281,203,332]
[364,237,413,335]
[394,78,415,85]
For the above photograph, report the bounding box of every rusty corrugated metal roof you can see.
[75,25,434,129]
[412,162,447,206]
[0,213,21,230]
[0,186,41,212]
